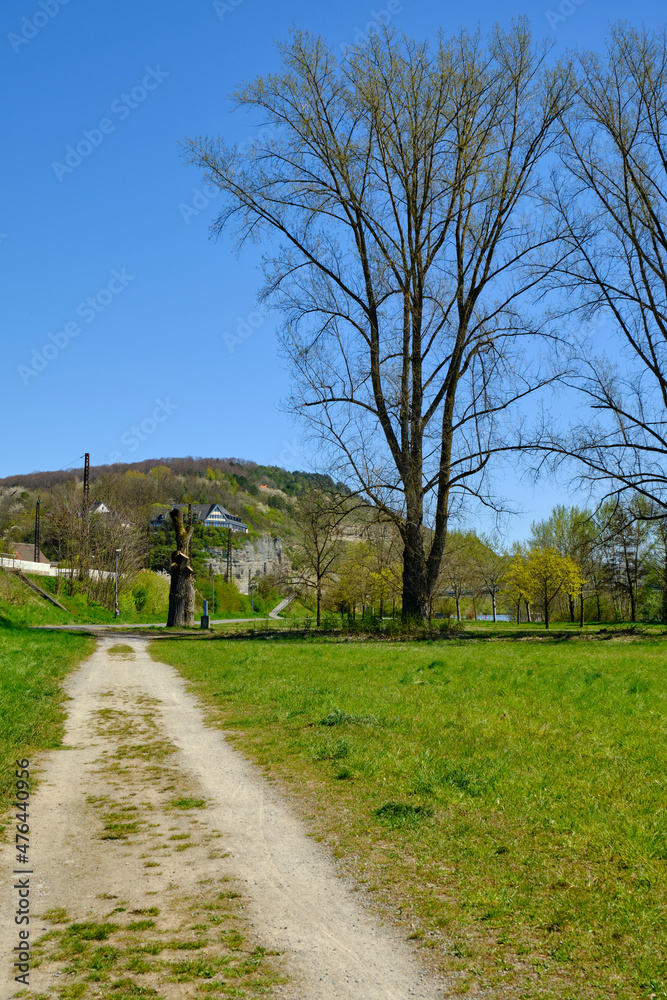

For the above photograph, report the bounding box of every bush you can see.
[124,570,169,615]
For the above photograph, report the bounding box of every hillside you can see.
[0,456,345,560]
[0,456,342,496]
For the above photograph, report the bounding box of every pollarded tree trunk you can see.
[167,508,195,627]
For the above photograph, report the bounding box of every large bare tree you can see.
[185,24,570,616]
[292,489,349,624]
[546,24,667,509]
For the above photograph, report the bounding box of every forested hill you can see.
[0,457,340,496]
[0,457,347,552]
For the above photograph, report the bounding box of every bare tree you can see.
[472,534,510,622]
[293,490,349,624]
[46,482,143,606]
[167,508,195,626]
[185,24,571,617]
[547,24,667,508]
[596,498,653,623]
[438,530,479,621]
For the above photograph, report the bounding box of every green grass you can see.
[152,634,667,999]
[0,569,167,627]
[0,615,95,819]
[0,567,282,628]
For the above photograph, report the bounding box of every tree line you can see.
[186,20,667,620]
[292,492,667,627]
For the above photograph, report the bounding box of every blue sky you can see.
[2,0,665,539]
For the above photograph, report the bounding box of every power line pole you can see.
[83,453,90,507]
[81,453,91,580]
[226,527,232,584]
[34,497,41,563]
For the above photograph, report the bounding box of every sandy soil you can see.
[1,636,449,1000]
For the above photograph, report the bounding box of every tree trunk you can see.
[492,591,497,623]
[167,508,195,627]
[662,548,667,623]
[568,593,575,623]
[524,599,532,623]
[624,551,636,622]
[402,524,429,619]
[596,592,601,621]
[455,594,461,621]
[316,580,322,626]
[579,589,585,627]
[516,599,521,623]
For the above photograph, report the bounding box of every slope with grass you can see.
[152,634,667,1000]
[0,613,95,826]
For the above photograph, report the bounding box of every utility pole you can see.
[114,549,121,618]
[33,497,41,563]
[83,453,90,507]
[81,453,91,580]
[226,527,232,584]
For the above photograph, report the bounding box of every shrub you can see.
[123,570,169,615]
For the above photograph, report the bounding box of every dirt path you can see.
[1,636,448,1000]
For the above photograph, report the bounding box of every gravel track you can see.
[1,636,449,1000]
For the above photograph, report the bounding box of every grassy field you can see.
[0,613,95,823]
[152,632,667,1000]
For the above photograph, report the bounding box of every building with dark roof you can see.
[150,503,248,533]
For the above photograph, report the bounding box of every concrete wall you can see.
[0,556,54,576]
[0,557,114,580]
